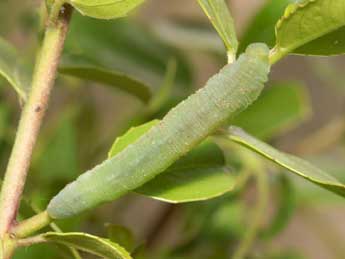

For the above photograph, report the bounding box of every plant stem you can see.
[0,4,72,238]
[16,235,46,248]
[232,170,269,259]
[269,46,287,65]
[12,211,52,239]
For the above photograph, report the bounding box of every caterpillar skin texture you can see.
[47,43,270,219]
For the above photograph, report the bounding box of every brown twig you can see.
[0,4,72,238]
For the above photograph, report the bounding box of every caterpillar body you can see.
[47,43,270,219]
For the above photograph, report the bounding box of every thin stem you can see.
[11,211,52,239]
[16,235,46,248]
[0,4,72,238]
[269,46,287,65]
[232,170,269,259]
[49,0,67,25]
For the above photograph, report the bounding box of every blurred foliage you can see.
[0,0,344,258]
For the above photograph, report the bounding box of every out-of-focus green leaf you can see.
[60,54,152,103]
[0,37,29,100]
[63,14,192,97]
[273,0,345,61]
[177,195,245,253]
[227,126,345,198]
[239,0,294,52]
[232,82,310,139]
[43,232,132,259]
[109,120,235,203]
[261,174,296,239]
[68,0,145,20]
[33,108,79,184]
[148,58,177,113]
[196,0,238,61]
[106,224,135,252]
[14,243,70,259]
[151,20,224,55]
[0,104,9,141]
[131,244,147,259]
[254,250,306,259]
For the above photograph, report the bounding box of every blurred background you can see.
[1,0,345,258]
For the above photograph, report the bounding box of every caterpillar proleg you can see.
[47,43,270,219]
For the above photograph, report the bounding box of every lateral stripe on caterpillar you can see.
[47,43,270,219]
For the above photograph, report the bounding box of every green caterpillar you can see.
[47,43,270,219]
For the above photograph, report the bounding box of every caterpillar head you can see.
[245,43,270,63]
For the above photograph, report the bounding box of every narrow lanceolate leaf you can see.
[272,0,345,61]
[239,0,294,52]
[227,126,345,197]
[232,82,310,140]
[151,20,225,55]
[47,44,270,219]
[108,120,160,157]
[109,120,235,203]
[64,14,192,95]
[197,0,238,60]
[137,140,235,203]
[60,54,152,103]
[43,232,132,259]
[0,37,29,100]
[137,166,235,203]
[67,0,145,20]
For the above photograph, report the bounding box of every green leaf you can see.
[148,58,177,113]
[260,174,295,239]
[232,82,310,139]
[106,224,135,252]
[227,126,345,198]
[137,166,235,203]
[0,103,9,141]
[43,232,132,259]
[295,26,345,55]
[0,37,29,100]
[239,0,294,52]
[109,121,235,203]
[197,0,238,60]
[33,108,79,183]
[60,54,152,103]
[273,0,345,60]
[151,20,225,55]
[67,0,145,20]
[290,151,345,205]
[62,14,192,97]
[108,120,159,157]
[131,244,147,259]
